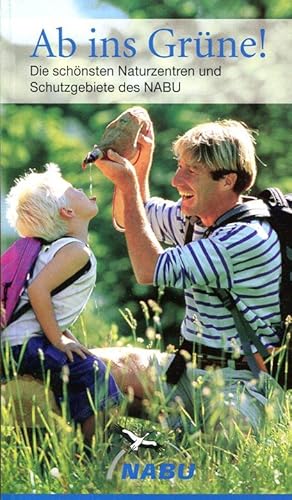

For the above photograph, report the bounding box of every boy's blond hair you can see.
[6,163,70,242]
[172,120,257,193]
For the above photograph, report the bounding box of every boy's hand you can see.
[63,328,79,343]
[54,335,92,362]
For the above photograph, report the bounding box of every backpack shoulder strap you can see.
[259,187,290,208]
[50,259,91,295]
[213,199,271,229]
[7,259,91,325]
[214,288,269,378]
[184,219,196,244]
[184,199,270,244]
[183,204,272,378]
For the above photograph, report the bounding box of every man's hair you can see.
[172,119,257,194]
[6,163,70,242]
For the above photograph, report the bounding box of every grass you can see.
[1,299,292,494]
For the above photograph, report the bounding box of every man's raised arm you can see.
[112,125,154,231]
[95,148,163,284]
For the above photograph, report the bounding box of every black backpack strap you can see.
[166,212,271,384]
[8,260,91,325]
[166,223,197,384]
[260,187,289,208]
[214,289,269,379]
[212,199,271,229]
[51,259,91,295]
[184,219,195,244]
[165,339,194,384]
[204,201,274,377]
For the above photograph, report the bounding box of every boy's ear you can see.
[59,207,74,219]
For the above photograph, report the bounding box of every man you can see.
[94,119,283,438]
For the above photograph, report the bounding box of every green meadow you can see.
[2,303,291,495]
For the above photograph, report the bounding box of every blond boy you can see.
[2,164,121,444]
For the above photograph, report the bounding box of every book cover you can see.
[1,1,291,499]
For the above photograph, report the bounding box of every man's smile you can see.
[179,191,194,200]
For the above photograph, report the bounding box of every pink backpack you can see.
[1,237,91,329]
[1,238,42,328]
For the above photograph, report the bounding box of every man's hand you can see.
[101,122,154,232]
[95,150,138,193]
[53,334,92,362]
[133,122,155,178]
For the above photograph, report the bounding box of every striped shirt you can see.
[145,197,281,353]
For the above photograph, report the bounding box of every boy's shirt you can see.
[1,237,97,346]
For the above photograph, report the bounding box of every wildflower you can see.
[274,469,283,485]
[109,324,119,343]
[180,349,192,362]
[153,314,161,325]
[146,327,156,341]
[230,338,241,359]
[192,314,203,335]
[202,386,211,396]
[166,344,176,354]
[140,300,150,321]
[50,467,61,479]
[148,365,158,384]
[147,299,162,315]
[124,308,137,329]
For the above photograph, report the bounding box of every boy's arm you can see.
[27,242,92,361]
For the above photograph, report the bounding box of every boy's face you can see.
[64,185,98,220]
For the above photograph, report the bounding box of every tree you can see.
[2,103,291,344]
[99,0,292,19]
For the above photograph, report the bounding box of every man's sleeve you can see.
[145,197,186,245]
[154,237,234,290]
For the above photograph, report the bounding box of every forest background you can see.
[1,0,292,495]
[2,0,292,349]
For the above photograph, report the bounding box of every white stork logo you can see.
[106,424,161,480]
[106,424,188,480]
[114,425,162,452]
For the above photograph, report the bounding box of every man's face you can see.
[171,156,224,219]
[64,185,98,220]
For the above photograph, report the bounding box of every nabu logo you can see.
[121,462,196,480]
[106,424,196,481]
